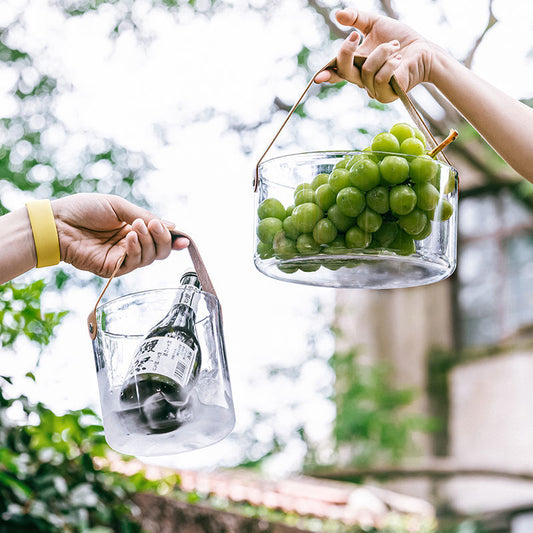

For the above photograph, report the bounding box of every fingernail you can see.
[162,219,176,228]
[348,31,358,42]
[394,54,402,60]
[130,231,139,244]
[152,221,164,234]
[137,220,148,234]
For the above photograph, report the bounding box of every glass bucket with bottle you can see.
[253,55,459,289]
[87,232,235,456]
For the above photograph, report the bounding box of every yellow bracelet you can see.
[26,199,61,268]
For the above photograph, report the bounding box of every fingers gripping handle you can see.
[87,231,219,340]
[253,55,449,191]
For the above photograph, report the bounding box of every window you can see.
[456,188,533,347]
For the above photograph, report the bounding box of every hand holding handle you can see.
[87,230,218,340]
[253,54,450,191]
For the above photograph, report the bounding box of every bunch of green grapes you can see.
[256,122,456,270]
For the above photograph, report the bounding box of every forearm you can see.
[431,51,533,183]
[0,208,37,284]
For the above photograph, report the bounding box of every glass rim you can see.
[96,287,220,338]
[257,149,459,185]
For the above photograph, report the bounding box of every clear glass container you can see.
[254,151,458,289]
[91,287,235,456]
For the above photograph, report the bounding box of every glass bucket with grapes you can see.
[254,122,458,289]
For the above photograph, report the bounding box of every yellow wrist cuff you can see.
[26,200,61,268]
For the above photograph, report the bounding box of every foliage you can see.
[0,375,181,532]
[0,281,67,349]
[331,350,437,467]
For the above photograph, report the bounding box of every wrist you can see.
[0,208,38,284]
[427,44,461,88]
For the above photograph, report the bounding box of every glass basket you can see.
[87,232,235,456]
[254,150,458,289]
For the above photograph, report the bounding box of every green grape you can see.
[362,147,380,163]
[389,122,415,144]
[278,264,298,274]
[311,173,330,190]
[413,127,426,147]
[334,155,351,169]
[327,204,356,232]
[390,185,417,215]
[366,186,390,214]
[273,231,297,258]
[414,182,440,211]
[299,263,321,272]
[291,202,323,233]
[313,218,338,244]
[348,158,381,191]
[411,219,432,241]
[357,207,382,233]
[257,217,283,245]
[398,208,428,235]
[295,182,313,195]
[345,226,371,249]
[429,198,454,221]
[315,183,337,210]
[400,137,425,156]
[257,198,286,220]
[409,155,438,183]
[256,241,274,259]
[345,153,365,170]
[371,132,400,153]
[379,155,409,185]
[329,168,351,193]
[285,205,294,217]
[373,221,399,247]
[294,188,316,206]
[323,234,347,254]
[296,233,321,254]
[389,229,416,256]
[283,215,301,240]
[336,186,365,217]
[440,169,457,194]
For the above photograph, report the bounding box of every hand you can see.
[315,8,443,102]
[52,193,189,278]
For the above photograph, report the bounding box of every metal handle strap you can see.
[87,230,218,340]
[253,54,449,191]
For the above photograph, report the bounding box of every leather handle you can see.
[253,54,450,191]
[87,231,218,340]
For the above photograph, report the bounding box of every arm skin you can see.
[315,8,533,184]
[0,193,190,285]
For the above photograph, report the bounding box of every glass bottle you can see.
[119,272,202,434]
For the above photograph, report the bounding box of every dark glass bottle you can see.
[119,272,202,434]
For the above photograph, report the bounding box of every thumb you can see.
[336,8,378,34]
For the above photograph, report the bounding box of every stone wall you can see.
[133,493,307,533]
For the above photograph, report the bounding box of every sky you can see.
[1,0,533,476]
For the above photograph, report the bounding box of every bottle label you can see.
[126,336,197,388]
[175,288,201,312]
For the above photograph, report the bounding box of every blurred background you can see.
[1,0,532,531]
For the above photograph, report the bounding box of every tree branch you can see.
[307,0,348,39]
[463,0,498,69]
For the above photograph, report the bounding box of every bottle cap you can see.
[180,271,201,289]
